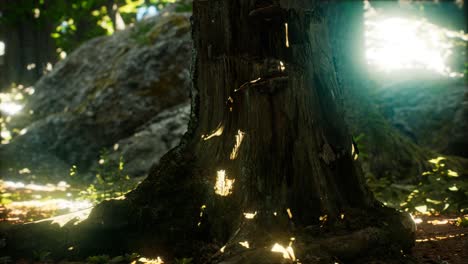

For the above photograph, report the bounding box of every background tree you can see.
[0,0,185,90]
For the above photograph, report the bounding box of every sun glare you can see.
[230,130,245,160]
[48,207,92,227]
[1,180,93,224]
[201,124,224,141]
[0,41,4,56]
[137,257,164,264]
[214,170,235,196]
[243,211,257,219]
[239,241,250,248]
[271,243,296,261]
[364,2,466,77]
[0,102,23,115]
[2,180,69,192]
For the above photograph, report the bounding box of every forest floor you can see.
[411,215,468,264]
[1,180,468,263]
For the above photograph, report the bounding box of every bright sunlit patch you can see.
[136,5,159,21]
[220,245,226,253]
[351,144,358,160]
[1,130,11,140]
[230,130,245,160]
[9,199,92,213]
[202,124,224,141]
[244,211,257,219]
[410,214,423,224]
[33,8,40,18]
[26,63,36,70]
[427,219,449,225]
[138,257,164,264]
[199,204,206,217]
[239,241,250,248]
[33,207,92,227]
[284,23,290,48]
[25,87,35,95]
[271,243,296,261]
[279,61,286,72]
[0,102,23,115]
[235,78,262,92]
[1,180,93,225]
[2,180,69,192]
[429,156,446,164]
[415,205,428,214]
[18,168,31,174]
[286,208,293,219]
[416,233,466,243]
[19,128,28,135]
[214,170,235,196]
[447,169,459,177]
[0,41,4,56]
[364,3,466,77]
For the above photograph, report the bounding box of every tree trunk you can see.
[127,0,414,262]
[189,0,371,226]
[0,17,56,90]
[0,1,415,262]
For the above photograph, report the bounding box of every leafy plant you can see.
[87,254,110,264]
[33,250,51,262]
[175,257,193,264]
[353,133,368,159]
[367,156,467,214]
[456,216,468,227]
[78,150,138,203]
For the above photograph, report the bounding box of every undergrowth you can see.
[367,156,468,215]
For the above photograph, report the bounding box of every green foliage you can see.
[0,0,192,54]
[174,1,192,12]
[456,216,468,227]
[131,20,156,45]
[86,253,161,263]
[33,250,51,262]
[353,133,368,159]
[87,254,110,264]
[78,150,138,203]
[175,258,193,264]
[368,156,468,214]
[0,84,34,144]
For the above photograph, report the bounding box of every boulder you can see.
[0,13,192,180]
[375,78,467,158]
[100,103,190,179]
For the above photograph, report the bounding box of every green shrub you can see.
[367,156,468,214]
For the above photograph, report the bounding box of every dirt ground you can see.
[2,207,467,263]
[411,215,468,264]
